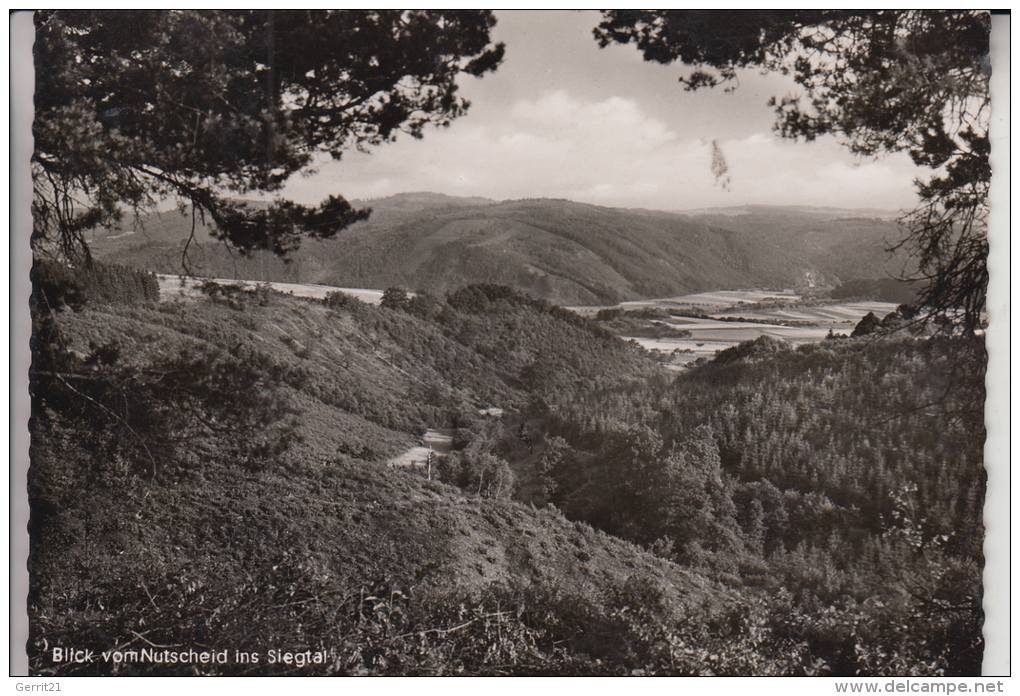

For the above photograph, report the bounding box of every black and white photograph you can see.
[14,10,1007,679]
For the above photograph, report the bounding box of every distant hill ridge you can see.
[676,203,902,219]
[89,193,914,306]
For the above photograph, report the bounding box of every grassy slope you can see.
[30,442,731,675]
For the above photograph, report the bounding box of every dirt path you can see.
[387,429,455,468]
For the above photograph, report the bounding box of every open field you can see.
[721,300,901,323]
[157,274,390,305]
[574,290,899,366]
[622,289,802,311]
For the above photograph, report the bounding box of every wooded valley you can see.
[27,262,985,675]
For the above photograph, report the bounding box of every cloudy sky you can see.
[282,10,923,213]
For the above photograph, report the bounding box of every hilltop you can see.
[88,194,915,306]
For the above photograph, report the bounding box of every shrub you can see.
[323,291,369,320]
[381,287,410,310]
[198,280,275,310]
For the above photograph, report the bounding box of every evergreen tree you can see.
[595,10,991,329]
[32,10,504,264]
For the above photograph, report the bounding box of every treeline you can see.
[593,307,695,338]
[32,257,159,310]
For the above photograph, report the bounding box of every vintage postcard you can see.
[11,10,1008,681]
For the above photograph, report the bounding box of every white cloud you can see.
[274,11,925,213]
[713,133,919,211]
[282,90,919,213]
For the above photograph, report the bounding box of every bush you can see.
[323,291,369,319]
[198,280,275,309]
[380,287,410,311]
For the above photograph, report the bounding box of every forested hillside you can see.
[681,206,918,296]
[448,333,986,675]
[89,195,913,305]
[28,262,984,675]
